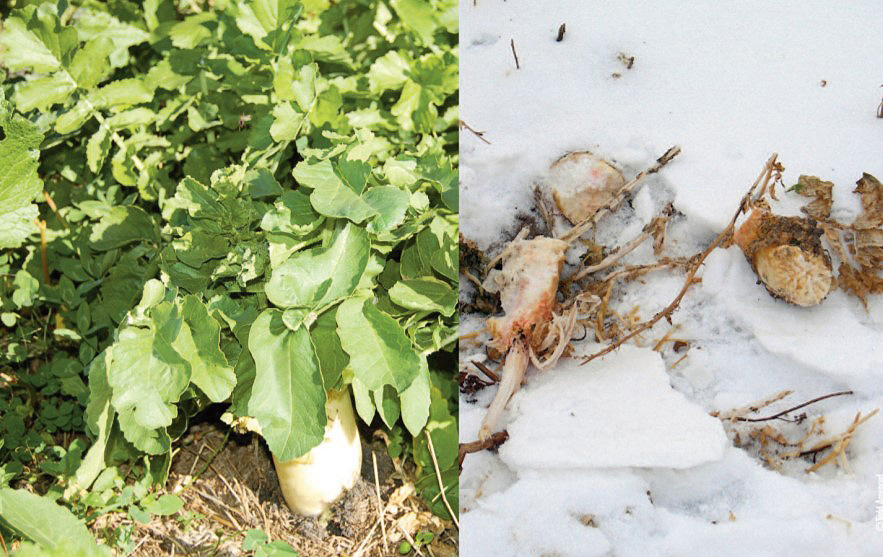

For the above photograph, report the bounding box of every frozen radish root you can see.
[486,236,568,351]
[547,152,626,224]
[733,207,833,307]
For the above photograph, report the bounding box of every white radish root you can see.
[273,388,362,516]
[479,338,529,442]
[487,236,568,351]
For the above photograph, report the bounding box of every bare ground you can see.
[90,422,458,557]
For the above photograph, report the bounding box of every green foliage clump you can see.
[0,0,457,551]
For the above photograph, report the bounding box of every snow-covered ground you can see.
[459,1,883,555]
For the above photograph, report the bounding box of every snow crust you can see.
[460,1,883,555]
[500,345,728,470]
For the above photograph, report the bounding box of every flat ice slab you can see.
[499,345,728,470]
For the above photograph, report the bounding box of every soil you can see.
[91,421,458,556]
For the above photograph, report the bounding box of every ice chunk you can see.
[499,345,728,470]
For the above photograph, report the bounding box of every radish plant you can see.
[0,0,457,548]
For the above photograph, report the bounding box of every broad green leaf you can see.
[144,494,183,516]
[260,189,323,236]
[266,223,369,309]
[0,488,109,556]
[390,0,439,43]
[69,37,114,89]
[269,101,305,141]
[250,0,301,33]
[0,94,43,248]
[174,296,236,402]
[106,304,190,430]
[0,205,39,249]
[168,13,216,49]
[88,78,153,109]
[247,309,326,460]
[389,278,456,316]
[89,206,157,250]
[373,385,400,428]
[73,7,150,66]
[310,308,347,390]
[16,73,76,113]
[310,179,378,223]
[336,297,421,392]
[351,378,375,424]
[55,100,93,134]
[293,159,341,191]
[86,126,111,173]
[364,186,410,233]
[73,352,114,493]
[400,360,430,435]
[368,50,410,93]
[0,11,74,73]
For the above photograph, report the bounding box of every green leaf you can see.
[106,306,190,431]
[0,95,44,238]
[248,310,326,460]
[69,37,114,89]
[389,278,456,316]
[368,50,410,93]
[0,10,76,73]
[390,0,439,43]
[88,78,154,109]
[310,308,347,390]
[0,205,39,249]
[89,206,157,250]
[364,186,410,233]
[174,296,236,402]
[144,494,183,516]
[249,0,301,33]
[351,378,375,424]
[55,100,93,134]
[16,73,77,113]
[399,360,430,435]
[373,385,400,428]
[260,189,323,236]
[269,101,305,141]
[0,488,109,556]
[86,126,111,173]
[266,223,369,309]
[336,297,421,392]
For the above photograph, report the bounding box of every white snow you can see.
[499,345,728,470]
[459,1,883,555]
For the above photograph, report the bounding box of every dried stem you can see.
[561,145,681,243]
[510,38,520,69]
[425,431,459,530]
[581,153,778,365]
[371,451,389,554]
[459,431,509,469]
[460,119,491,144]
[472,360,500,382]
[569,231,651,282]
[37,219,50,284]
[735,391,854,423]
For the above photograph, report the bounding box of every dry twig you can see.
[458,431,509,469]
[371,451,389,554]
[581,153,779,365]
[425,431,459,530]
[510,38,520,69]
[561,145,681,243]
[459,120,491,144]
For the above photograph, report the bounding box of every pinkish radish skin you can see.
[273,388,361,516]
[549,152,626,224]
[488,237,568,351]
[479,338,529,442]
